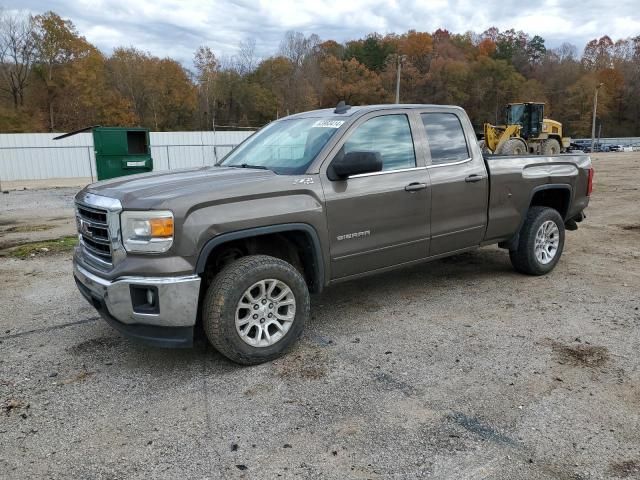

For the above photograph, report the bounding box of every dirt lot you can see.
[1,153,639,479]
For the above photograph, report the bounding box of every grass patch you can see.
[8,236,78,258]
[3,224,54,233]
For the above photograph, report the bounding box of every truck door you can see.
[420,111,488,256]
[320,112,430,279]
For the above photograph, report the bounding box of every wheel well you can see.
[200,230,321,293]
[530,188,570,219]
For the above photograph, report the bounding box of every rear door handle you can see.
[465,174,483,183]
[405,182,427,192]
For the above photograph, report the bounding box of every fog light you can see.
[130,285,159,314]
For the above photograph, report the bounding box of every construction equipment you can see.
[479,102,570,156]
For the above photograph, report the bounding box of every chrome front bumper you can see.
[73,260,201,344]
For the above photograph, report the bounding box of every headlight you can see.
[120,210,174,253]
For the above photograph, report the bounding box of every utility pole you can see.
[591,83,604,153]
[395,55,407,104]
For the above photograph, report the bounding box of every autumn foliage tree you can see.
[1,8,640,137]
[107,47,195,130]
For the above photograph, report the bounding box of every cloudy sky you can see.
[4,0,640,66]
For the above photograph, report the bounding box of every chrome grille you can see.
[76,203,113,267]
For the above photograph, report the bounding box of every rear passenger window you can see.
[421,113,469,164]
[343,114,416,171]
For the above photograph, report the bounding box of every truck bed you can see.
[483,153,592,243]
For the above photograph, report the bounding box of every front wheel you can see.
[202,255,310,365]
[497,138,527,155]
[509,206,565,275]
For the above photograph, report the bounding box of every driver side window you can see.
[342,114,416,171]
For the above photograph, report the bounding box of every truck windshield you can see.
[507,104,525,125]
[220,118,344,174]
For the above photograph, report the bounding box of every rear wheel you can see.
[541,139,561,155]
[497,138,527,155]
[509,206,565,275]
[202,255,310,365]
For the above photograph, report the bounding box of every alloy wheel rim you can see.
[534,220,560,265]
[235,279,296,347]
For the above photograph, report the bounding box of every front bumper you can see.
[73,260,201,348]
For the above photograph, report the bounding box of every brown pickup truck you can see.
[73,103,593,364]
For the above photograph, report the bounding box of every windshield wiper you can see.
[237,163,270,170]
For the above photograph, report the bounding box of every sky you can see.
[3,0,640,66]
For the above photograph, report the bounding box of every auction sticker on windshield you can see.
[313,120,344,128]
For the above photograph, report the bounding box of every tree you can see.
[397,30,433,72]
[494,28,530,73]
[565,74,610,135]
[527,35,547,66]
[194,45,218,130]
[344,33,395,72]
[2,9,640,137]
[237,39,257,75]
[315,40,344,60]
[32,11,91,130]
[0,10,37,109]
[552,43,578,62]
[582,36,614,70]
[465,56,526,126]
[319,57,385,106]
[278,31,320,67]
[107,47,195,130]
[253,56,295,116]
[275,32,320,114]
[53,47,136,130]
[419,57,470,106]
[478,38,496,57]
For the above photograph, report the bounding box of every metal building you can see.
[0,131,254,182]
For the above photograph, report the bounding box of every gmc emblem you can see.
[79,219,93,239]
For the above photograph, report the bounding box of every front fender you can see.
[195,223,326,293]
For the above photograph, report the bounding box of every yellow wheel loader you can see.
[479,102,571,156]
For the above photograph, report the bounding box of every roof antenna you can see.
[334,100,351,114]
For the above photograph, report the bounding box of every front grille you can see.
[76,203,113,267]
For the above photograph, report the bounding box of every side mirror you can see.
[329,151,383,180]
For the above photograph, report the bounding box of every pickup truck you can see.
[73,103,593,365]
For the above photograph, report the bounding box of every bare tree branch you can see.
[0,10,37,108]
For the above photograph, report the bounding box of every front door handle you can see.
[405,182,427,192]
[465,174,483,183]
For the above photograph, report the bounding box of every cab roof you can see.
[284,104,464,121]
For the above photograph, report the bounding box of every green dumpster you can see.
[54,125,154,181]
[93,127,153,181]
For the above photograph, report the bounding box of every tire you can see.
[497,138,527,155]
[478,140,491,155]
[541,139,560,155]
[509,206,565,275]
[202,255,310,365]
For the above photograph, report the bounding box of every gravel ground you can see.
[0,187,77,250]
[1,153,639,479]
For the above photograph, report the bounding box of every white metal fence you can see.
[0,131,254,182]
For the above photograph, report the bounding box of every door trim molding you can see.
[431,224,485,240]
[333,236,429,261]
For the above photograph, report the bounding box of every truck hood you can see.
[85,166,276,208]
